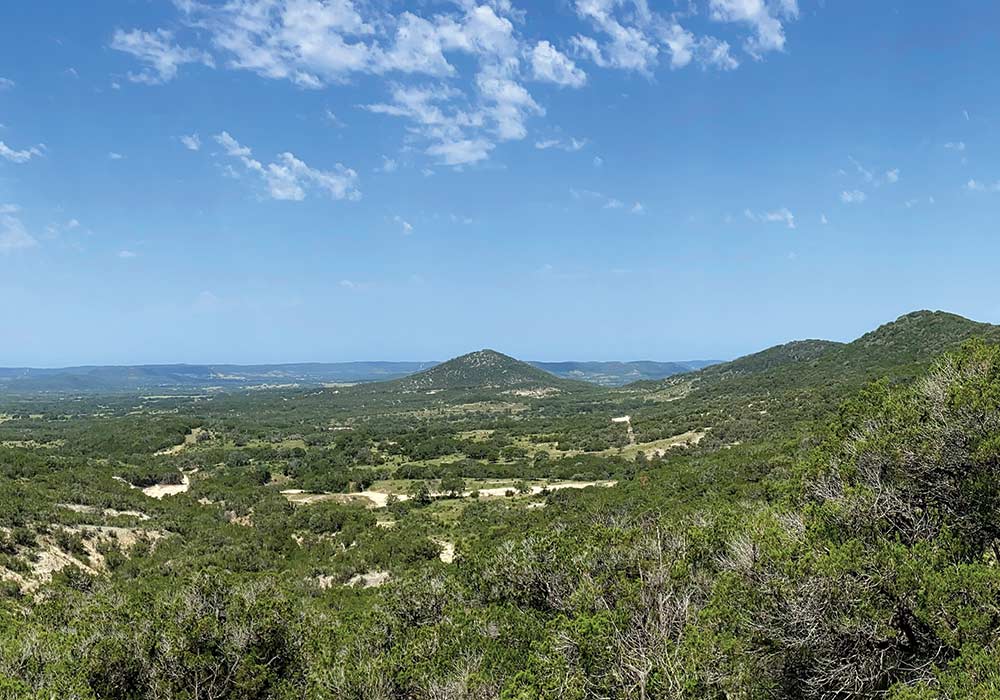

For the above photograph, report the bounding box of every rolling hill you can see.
[384,349,588,392]
[628,310,1000,447]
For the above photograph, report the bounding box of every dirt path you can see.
[283,480,617,508]
[142,472,191,499]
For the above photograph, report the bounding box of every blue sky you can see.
[1,1,999,366]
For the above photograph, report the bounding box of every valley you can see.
[4,311,1000,697]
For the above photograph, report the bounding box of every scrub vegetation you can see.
[3,311,1000,698]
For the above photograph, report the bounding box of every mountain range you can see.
[0,357,718,394]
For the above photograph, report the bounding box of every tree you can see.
[409,480,432,505]
[439,476,466,498]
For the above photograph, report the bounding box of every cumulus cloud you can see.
[709,0,798,57]
[118,249,138,259]
[840,189,867,204]
[108,152,125,160]
[180,133,201,151]
[214,131,360,201]
[111,0,803,169]
[365,83,497,166]
[570,0,780,75]
[0,141,44,164]
[110,28,214,84]
[945,141,966,152]
[530,41,586,87]
[0,77,14,90]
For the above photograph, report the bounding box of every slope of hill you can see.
[629,310,1000,447]
[531,359,718,386]
[386,349,586,392]
[694,340,843,379]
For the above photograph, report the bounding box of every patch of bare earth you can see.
[346,570,390,588]
[155,427,207,456]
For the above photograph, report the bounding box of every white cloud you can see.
[394,215,413,233]
[745,206,795,228]
[214,131,360,201]
[848,156,874,183]
[109,152,125,160]
[379,155,398,172]
[535,137,586,151]
[0,77,14,90]
[110,28,214,84]
[884,168,899,184]
[944,141,966,152]
[841,189,867,204]
[530,41,586,87]
[118,249,138,259]
[820,213,828,225]
[365,83,495,166]
[0,141,44,164]
[592,155,603,167]
[324,109,345,127]
[115,0,801,170]
[709,0,798,57]
[572,187,639,213]
[180,133,201,151]
[0,211,37,253]
[967,179,1000,193]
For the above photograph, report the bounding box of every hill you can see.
[386,349,584,392]
[629,310,1000,448]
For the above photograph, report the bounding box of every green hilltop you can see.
[382,349,590,392]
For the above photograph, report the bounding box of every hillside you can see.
[695,339,843,379]
[628,310,1000,448]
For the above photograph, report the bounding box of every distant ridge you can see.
[0,362,436,394]
[531,360,718,386]
[0,356,714,394]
